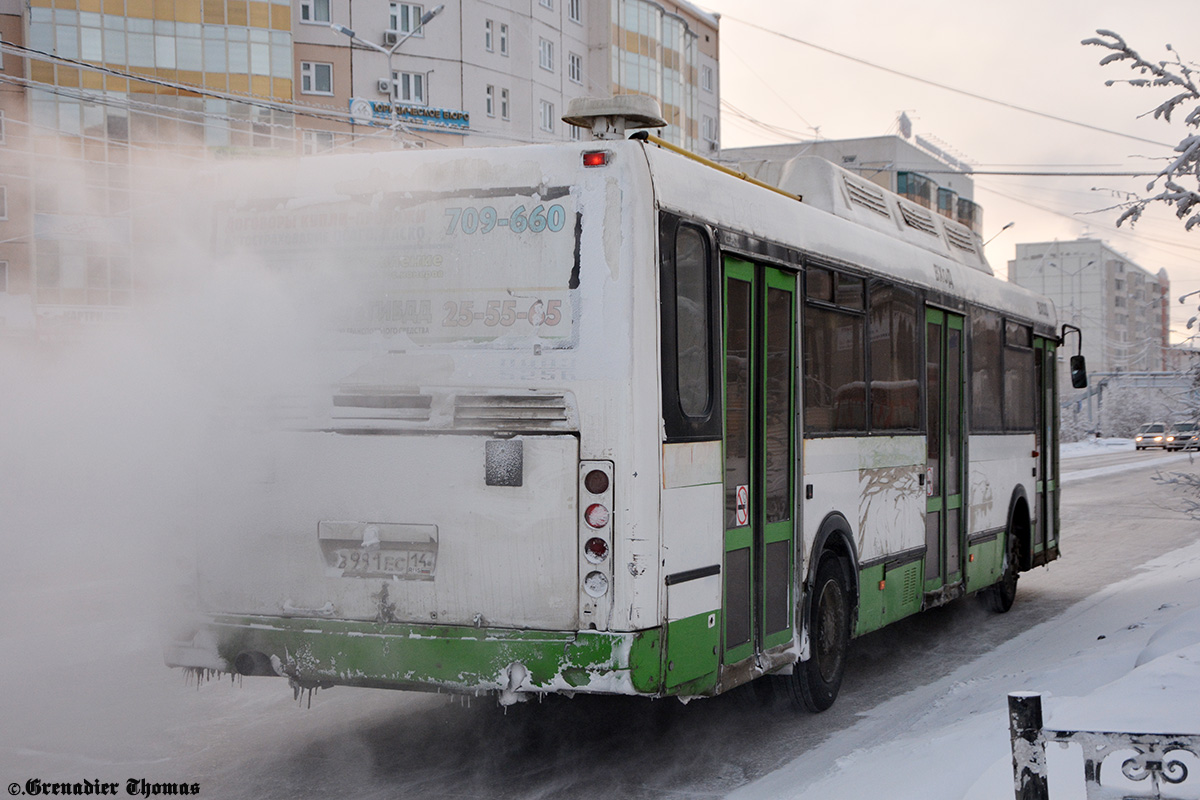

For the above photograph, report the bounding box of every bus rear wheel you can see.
[793,555,850,712]
[980,536,1019,613]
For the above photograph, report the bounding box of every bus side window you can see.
[659,214,721,441]
[970,309,1004,432]
[867,281,921,431]
[803,267,866,434]
[1003,321,1035,431]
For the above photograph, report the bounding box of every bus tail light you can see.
[584,503,610,528]
[582,151,609,167]
[584,469,609,494]
[585,537,609,563]
[583,571,609,597]
[579,461,614,629]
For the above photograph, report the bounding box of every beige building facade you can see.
[1008,239,1169,377]
[292,0,718,152]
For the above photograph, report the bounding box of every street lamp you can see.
[331,4,444,140]
[983,221,1014,247]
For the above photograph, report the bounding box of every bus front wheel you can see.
[794,555,850,712]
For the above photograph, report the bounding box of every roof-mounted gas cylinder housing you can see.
[563,96,667,140]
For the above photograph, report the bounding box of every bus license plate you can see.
[330,547,436,580]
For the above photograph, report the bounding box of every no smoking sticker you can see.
[735,484,749,527]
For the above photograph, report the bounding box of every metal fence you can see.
[1008,692,1200,799]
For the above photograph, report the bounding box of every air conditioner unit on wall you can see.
[383,31,399,45]
[377,78,392,94]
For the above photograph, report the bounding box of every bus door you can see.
[924,309,966,595]
[722,257,796,665]
[1034,337,1058,557]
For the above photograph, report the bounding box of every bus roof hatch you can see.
[563,96,668,140]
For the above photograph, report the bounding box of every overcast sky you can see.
[698,0,1200,342]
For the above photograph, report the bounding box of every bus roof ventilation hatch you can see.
[563,96,668,140]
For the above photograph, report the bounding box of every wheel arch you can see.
[806,512,860,630]
[1006,485,1033,572]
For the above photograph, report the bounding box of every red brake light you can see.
[582,151,608,167]
[585,503,610,529]
[584,537,609,563]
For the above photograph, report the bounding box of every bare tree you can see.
[1083,30,1200,230]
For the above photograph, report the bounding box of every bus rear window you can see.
[659,214,720,441]
[676,226,711,417]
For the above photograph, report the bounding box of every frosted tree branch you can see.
[1083,30,1200,230]
[1152,468,1200,519]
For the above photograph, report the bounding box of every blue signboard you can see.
[349,98,470,133]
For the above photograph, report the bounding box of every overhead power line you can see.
[917,169,1156,177]
[720,14,1177,151]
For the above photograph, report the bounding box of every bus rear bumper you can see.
[164,614,664,701]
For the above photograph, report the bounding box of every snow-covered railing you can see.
[1008,692,1200,800]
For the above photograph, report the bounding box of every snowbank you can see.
[729,541,1200,800]
[1060,438,1135,458]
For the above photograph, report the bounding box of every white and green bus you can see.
[167,100,1079,711]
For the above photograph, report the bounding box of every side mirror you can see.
[1061,324,1087,389]
[1070,354,1088,389]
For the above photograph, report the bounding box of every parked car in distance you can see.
[1135,422,1169,450]
[1168,421,1200,451]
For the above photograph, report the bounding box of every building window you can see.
[540,100,554,133]
[396,71,426,104]
[300,0,330,23]
[0,261,7,293]
[568,52,582,84]
[300,62,333,95]
[0,111,6,145]
[391,3,424,35]
[701,64,713,92]
[485,85,494,116]
[500,88,510,120]
[539,38,554,72]
[484,19,493,51]
[570,125,581,141]
[568,0,582,23]
[302,130,335,154]
[937,187,957,218]
[896,171,933,209]
[540,0,553,8]
[499,24,508,55]
[702,115,717,144]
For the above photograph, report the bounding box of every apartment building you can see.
[1008,239,1169,377]
[294,0,718,152]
